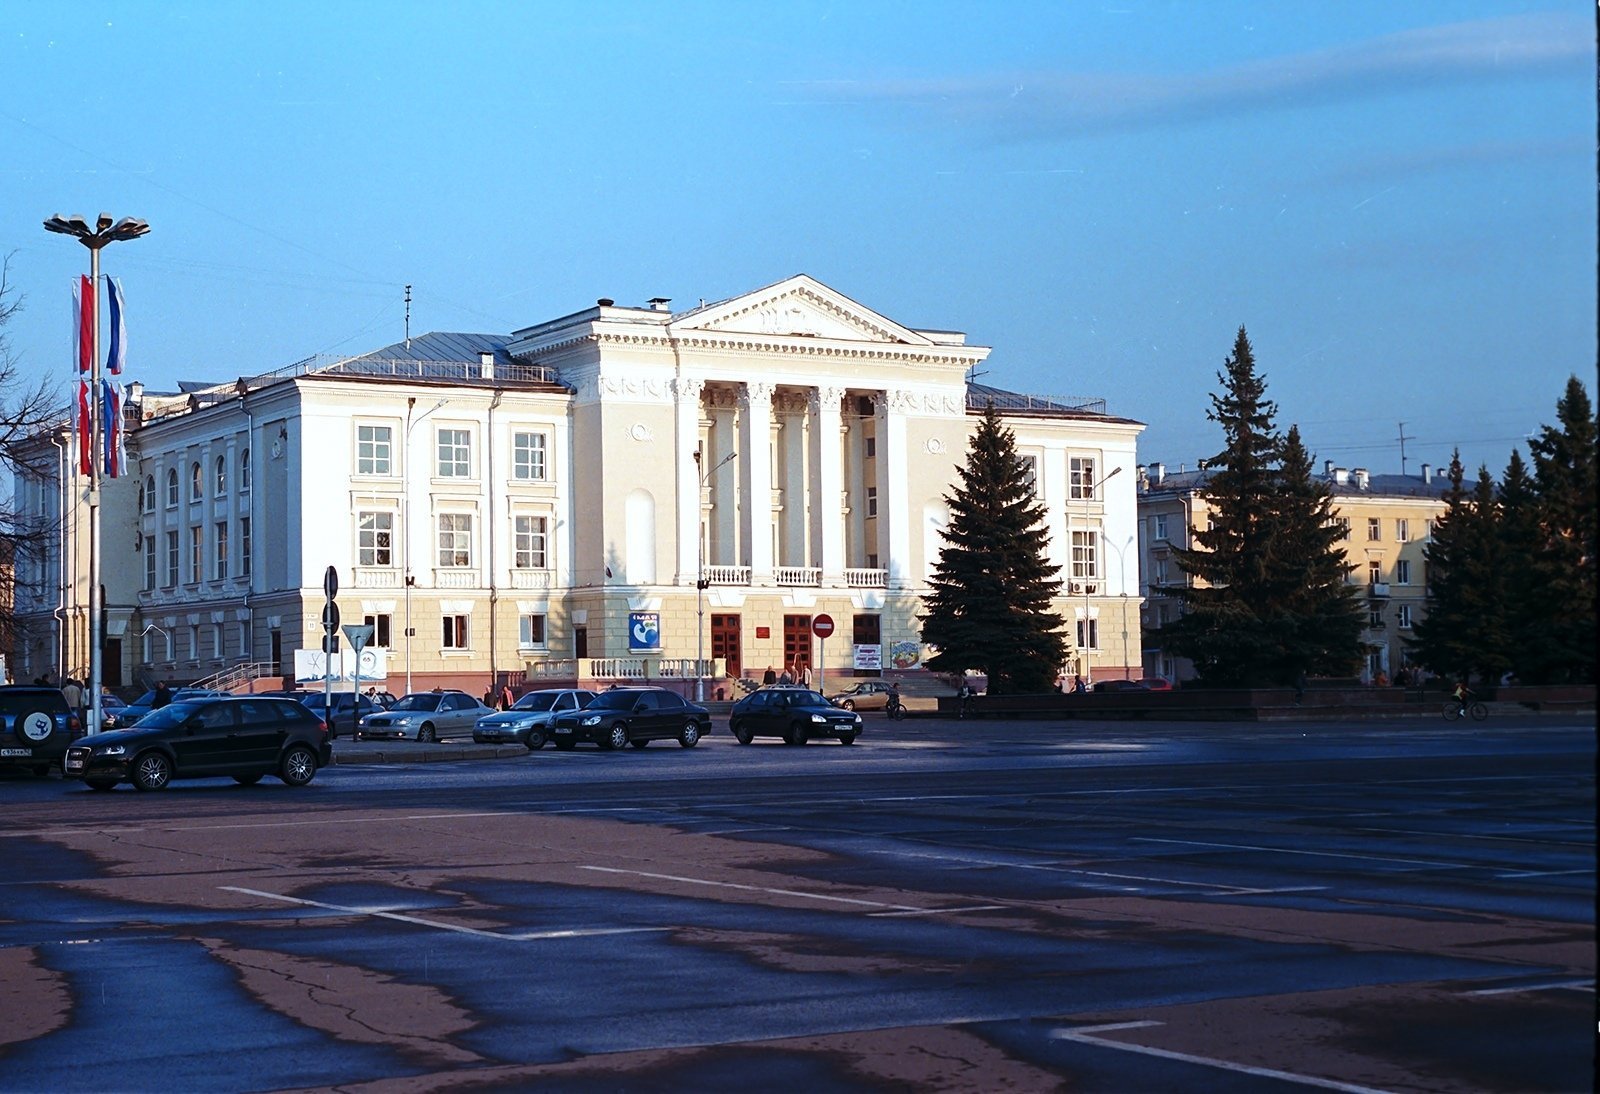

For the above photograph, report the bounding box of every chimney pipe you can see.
[1420,462,1432,484]
[478,351,495,380]
[1353,467,1369,490]
[1333,467,1348,485]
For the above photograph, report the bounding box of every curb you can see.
[332,742,531,765]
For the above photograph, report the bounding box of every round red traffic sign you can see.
[812,614,835,639]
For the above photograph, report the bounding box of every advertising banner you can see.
[852,644,882,670]
[628,612,661,651]
[294,647,388,684]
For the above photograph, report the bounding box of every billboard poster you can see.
[294,647,388,684]
[852,644,882,670]
[628,612,661,651]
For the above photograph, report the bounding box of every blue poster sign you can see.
[628,611,661,651]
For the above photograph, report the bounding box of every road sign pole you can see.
[322,566,339,735]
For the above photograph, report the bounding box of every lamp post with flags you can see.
[44,213,149,735]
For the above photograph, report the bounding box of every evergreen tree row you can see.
[1408,377,1597,685]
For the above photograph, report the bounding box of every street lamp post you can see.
[1106,533,1136,679]
[43,213,149,735]
[693,449,737,702]
[1077,465,1121,687]
[402,396,447,695]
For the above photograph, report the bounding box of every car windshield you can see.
[390,693,443,712]
[511,692,560,712]
[130,701,205,729]
[790,691,827,705]
[588,691,641,711]
[130,691,157,706]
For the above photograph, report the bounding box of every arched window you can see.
[190,462,202,502]
[239,448,251,492]
[214,455,227,496]
[166,469,179,508]
[144,474,155,513]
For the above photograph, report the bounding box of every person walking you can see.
[762,665,777,686]
[498,682,514,711]
[152,681,172,709]
[777,664,795,685]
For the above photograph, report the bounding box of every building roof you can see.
[1140,465,1454,500]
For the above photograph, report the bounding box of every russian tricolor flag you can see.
[104,276,126,375]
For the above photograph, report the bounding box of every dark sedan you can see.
[546,687,710,750]
[63,696,331,792]
[729,687,862,745]
[1092,679,1152,693]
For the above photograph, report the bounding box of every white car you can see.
[473,689,597,750]
[356,691,492,743]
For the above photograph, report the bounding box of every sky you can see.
[1,1,1593,481]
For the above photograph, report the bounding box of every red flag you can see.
[78,275,94,373]
[77,381,92,475]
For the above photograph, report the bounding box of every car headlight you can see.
[810,713,827,724]
[98,745,126,756]
[580,714,602,726]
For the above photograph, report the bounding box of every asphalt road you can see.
[0,715,1592,1093]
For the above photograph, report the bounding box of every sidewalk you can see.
[331,738,530,765]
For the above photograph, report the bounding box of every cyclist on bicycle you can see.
[1451,680,1474,716]
[886,682,903,719]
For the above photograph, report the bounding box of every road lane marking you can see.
[1051,1022,1394,1093]
[868,905,1007,917]
[1137,837,1467,870]
[1462,978,1594,996]
[220,886,669,941]
[1495,868,1593,879]
[877,847,1327,895]
[579,865,925,911]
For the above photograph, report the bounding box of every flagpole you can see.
[44,213,150,736]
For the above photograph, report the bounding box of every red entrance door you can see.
[711,614,741,681]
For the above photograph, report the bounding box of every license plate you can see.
[555,726,572,734]
[1,748,31,757]
[65,756,83,772]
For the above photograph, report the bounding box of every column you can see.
[672,378,704,585]
[877,391,913,589]
[777,392,808,569]
[738,382,774,582]
[809,386,846,583]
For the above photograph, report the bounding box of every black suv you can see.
[546,687,710,750]
[729,686,862,745]
[63,696,332,791]
[0,685,81,776]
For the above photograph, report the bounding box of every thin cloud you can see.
[825,12,1591,140]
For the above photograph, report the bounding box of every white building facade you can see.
[11,276,1144,695]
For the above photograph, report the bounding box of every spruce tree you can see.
[1159,327,1287,684]
[1526,376,1597,682]
[1409,454,1510,683]
[921,402,1067,693]
[1495,450,1548,682]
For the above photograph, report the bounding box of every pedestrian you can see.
[152,681,172,709]
[762,665,777,685]
[1374,670,1389,688]
[1073,675,1087,695]
[1293,670,1307,705]
[483,686,495,707]
[957,681,972,718]
[60,676,84,712]
[499,682,514,710]
[778,663,794,685]
[798,663,812,688]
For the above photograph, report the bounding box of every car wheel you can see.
[85,778,118,792]
[839,699,855,711]
[837,731,857,745]
[16,707,56,745]
[525,728,547,751]
[280,745,318,787]
[784,724,805,746]
[418,724,437,743]
[630,739,650,749]
[602,724,629,751]
[732,722,753,745]
[131,751,173,791]
[554,738,576,750]
[679,722,701,748]
[233,773,263,786]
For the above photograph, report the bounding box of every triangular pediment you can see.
[670,275,934,346]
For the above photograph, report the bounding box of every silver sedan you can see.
[356,691,492,743]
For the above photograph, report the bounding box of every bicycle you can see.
[1442,699,1488,722]
[885,695,906,721]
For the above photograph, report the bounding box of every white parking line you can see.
[1137,837,1467,870]
[220,886,670,941]
[1462,978,1594,996]
[580,865,925,911]
[1051,1021,1394,1093]
[1495,868,1593,879]
[878,847,1326,896]
[868,905,1007,918]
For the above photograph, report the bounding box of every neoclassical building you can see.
[10,275,1144,695]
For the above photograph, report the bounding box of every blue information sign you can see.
[628,612,661,651]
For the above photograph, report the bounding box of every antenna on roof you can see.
[965,364,989,384]
[404,285,412,350]
[1397,420,1414,475]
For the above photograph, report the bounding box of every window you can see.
[358,511,394,567]
[442,613,470,650]
[864,436,876,459]
[1154,514,1169,541]
[144,474,156,513]
[437,428,471,477]
[1396,518,1410,543]
[1369,608,1384,628]
[438,513,472,567]
[1153,556,1169,585]
[166,469,179,508]
[1368,561,1382,584]
[357,424,393,476]
[215,455,227,496]
[240,517,251,576]
[519,613,547,648]
[1071,529,1099,581]
[1366,517,1381,541]
[363,613,392,648]
[187,626,199,661]
[214,521,228,581]
[237,621,250,658]
[1397,605,1413,629]
[1069,456,1098,499]
[165,531,179,587]
[1019,454,1039,497]
[189,526,203,583]
[512,431,547,481]
[144,538,156,591]
[1395,559,1411,585]
[239,448,251,491]
[1335,516,1351,541]
[865,486,878,517]
[514,514,547,569]
[190,462,203,502]
[210,623,223,659]
[1076,617,1098,649]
